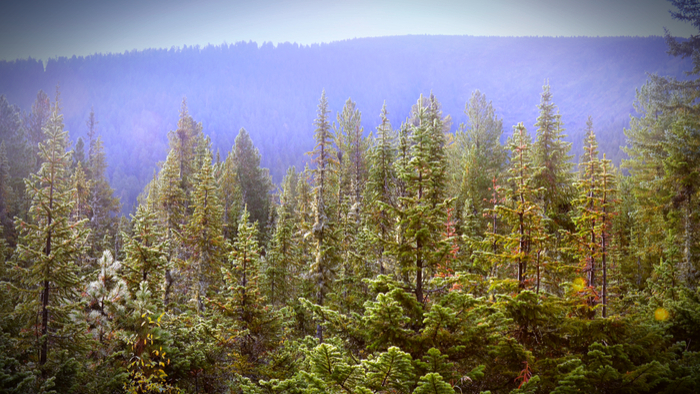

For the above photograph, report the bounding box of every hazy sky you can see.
[0,0,695,62]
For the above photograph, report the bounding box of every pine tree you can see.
[84,250,129,346]
[220,148,243,242]
[14,100,89,367]
[624,85,700,285]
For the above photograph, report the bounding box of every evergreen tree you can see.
[231,128,273,237]
[365,103,396,275]
[84,250,129,346]
[264,167,301,307]
[185,151,226,311]
[309,90,340,341]
[453,90,506,238]
[495,123,546,290]
[167,98,203,199]
[531,83,574,233]
[122,204,167,297]
[392,94,450,303]
[13,100,89,368]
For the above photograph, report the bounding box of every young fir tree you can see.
[531,83,574,234]
[155,150,187,306]
[335,97,367,207]
[365,103,396,276]
[308,90,340,341]
[167,98,203,201]
[231,128,273,237]
[122,204,167,297]
[263,166,301,307]
[453,90,506,238]
[392,94,450,304]
[573,117,603,311]
[218,207,282,372]
[493,123,546,291]
[185,151,226,312]
[13,99,90,368]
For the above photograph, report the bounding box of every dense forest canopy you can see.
[0,35,692,211]
[2,1,700,393]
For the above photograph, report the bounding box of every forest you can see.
[3,5,700,394]
[0,34,691,211]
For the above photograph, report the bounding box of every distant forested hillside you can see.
[0,35,690,211]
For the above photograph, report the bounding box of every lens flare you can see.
[654,308,669,321]
[572,277,586,292]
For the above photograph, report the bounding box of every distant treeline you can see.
[0,35,691,211]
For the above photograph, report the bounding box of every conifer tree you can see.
[14,99,89,367]
[335,97,367,206]
[122,204,167,297]
[84,250,129,346]
[167,98,203,199]
[185,151,226,311]
[366,103,396,275]
[624,83,700,285]
[392,94,450,303]
[218,207,282,369]
[531,83,574,233]
[231,128,273,237]
[495,123,546,290]
[309,90,340,341]
[453,90,506,237]
[156,150,187,306]
[264,166,301,307]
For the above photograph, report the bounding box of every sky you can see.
[0,0,696,63]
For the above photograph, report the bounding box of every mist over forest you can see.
[0,35,690,211]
